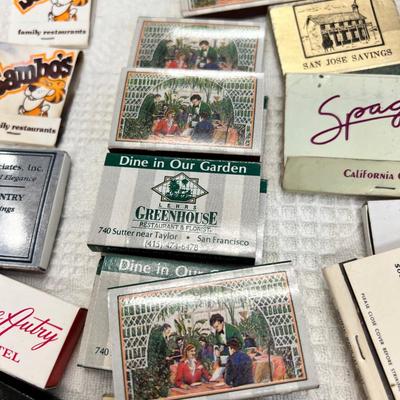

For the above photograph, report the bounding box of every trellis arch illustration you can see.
[119,272,305,393]
[118,71,256,146]
[136,22,258,71]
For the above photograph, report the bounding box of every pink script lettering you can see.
[0,307,62,350]
[310,95,400,145]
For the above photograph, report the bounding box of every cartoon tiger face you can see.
[19,77,66,117]
[36,77,66,103]
[49,0,89,21]
[72,0,89,5]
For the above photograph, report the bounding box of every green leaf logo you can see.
[152,173,208,204]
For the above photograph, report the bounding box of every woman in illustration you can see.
[175,344,211,389]
[154,111,181,136]
[166,52,188,69]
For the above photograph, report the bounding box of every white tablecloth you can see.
[0,0,386,399]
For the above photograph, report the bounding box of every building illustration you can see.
[296,0,382,56]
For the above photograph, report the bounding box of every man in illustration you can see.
[148,323,173,363]
[203,55,220,71]
[224,339,254,387]
[171,336,185,362]
[198,40,218,69]
[153,94,163,117]
[147,323,173,397]
[322,35,334,52]
[191,112,214,142]
[197,335,214,363]
[187,50,199,69]
[209,313,244,358]
[139,93,162,132]
[188,94,211,127]
[151,39,176,68]
[177,107,189,129]
[244,334,257,349]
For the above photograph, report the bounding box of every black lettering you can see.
[57,54,74,77]
[0,53,74,98]
[14,65,36,84]
[18,0,39,11]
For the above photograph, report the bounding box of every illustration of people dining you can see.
[151,38,235,71]
[153,111,181,136]
[165,52,189,69]
[135,87,242,147]
[197,336,214,363]
[209,313,244,359]
[174,344,211,389]
[146,314,292,398]
[224,338,254,387]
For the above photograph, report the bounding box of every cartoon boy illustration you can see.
[19,77,65,117]
[48,0,88,22]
